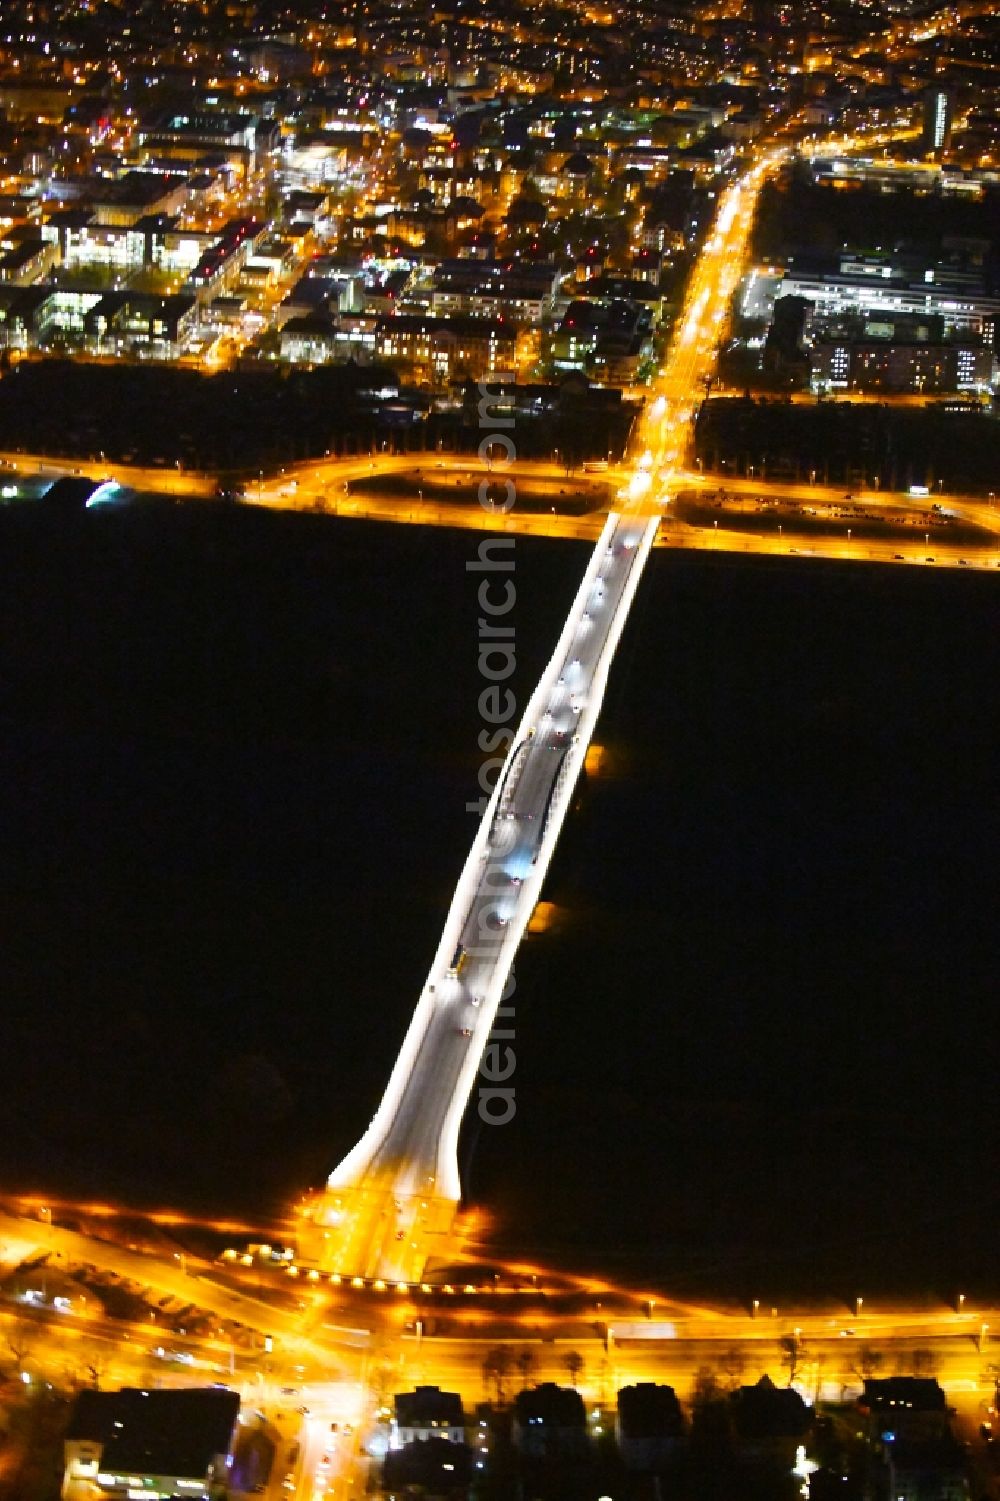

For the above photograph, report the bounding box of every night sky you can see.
[1,499,997,1298]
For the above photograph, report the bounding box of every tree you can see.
[808,1351,826,1405]
[516,1348,536,1390]
[256,328,281,360]
[5,1310,35,1375]
[368,1357,394,1416]
[563,1350,584,1388]
[853,1345,883,1383]
[482,1346,512,1404]
[691,1366,722,1411]
[719,1346,746,1390]
[0,1385,71,1501]
[779,1333,804,1387]
[85,1346,111,1390]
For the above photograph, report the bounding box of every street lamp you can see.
[958,1293,966,1313]
[856,1296,864,1319]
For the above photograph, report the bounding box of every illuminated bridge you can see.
[304,151,781,1281]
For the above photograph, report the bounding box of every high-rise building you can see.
[922,87,952,157]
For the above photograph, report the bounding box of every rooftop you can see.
[67,1386,240,1479]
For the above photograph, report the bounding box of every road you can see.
[686,470,1000,529]
[247,458,1000,571]
[305,131,1000,1290]
[5,437,1000,572]
[0,447,620,543]
[0,1208,363,1364]
[0,1206,370,1501]
[5,126,996,1501]
[307,152,782,1283]
[0,450,217,499]
[312,504,660,1281]
[635,147,786,489]
[4,1201,999,1500]
[397,1327,999,1407]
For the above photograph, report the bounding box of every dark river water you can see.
[1,494,996,1301]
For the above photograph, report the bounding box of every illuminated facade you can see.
[811,339,994,395]
[777,277,999,343]
[922,87,952,157]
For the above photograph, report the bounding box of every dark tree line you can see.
[694,394,1000,492]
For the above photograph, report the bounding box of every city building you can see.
[0,285,53,348]
[42,212,212,278]
[62,1386,240,1501]
[512,1384,589,1459]
[0,285,198,357]
[859,1380,968,1501]
[85,292,200,358]
[922,87,952,158]
[90,173,190,229]
[0,236,58,285]
[810,336,993,395]
[551,296,655,385]
[430,260,561,324]
[185,219,266,302]
[727,1375,811,1466]
[616,1383,685,1471]
[382,1436,473,1496]
[280,314,340,364]
[137,111,269,179]
[313,312,519,382]
[883,1436,971,1501]
[858,1378,950,1443]
[392,1385,465,1447]
[805,158,991,197]
[776,268,1000,344]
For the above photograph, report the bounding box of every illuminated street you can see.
[300,123,1000,1302]
[299,150,786,1286]
[2,1,999,1486]
[3,1198,999,1501]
